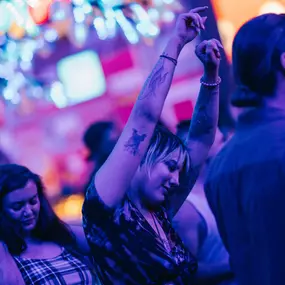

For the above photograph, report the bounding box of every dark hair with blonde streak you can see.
[141,125,190,178]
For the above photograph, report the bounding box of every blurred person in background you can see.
[0,164,101,285]
[83,121,119,175]
[174,119,235,285]
[0,149,11,165]
[83,6,223,285]
[205,13,285,285]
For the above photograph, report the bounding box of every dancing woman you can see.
[83,6,223,285]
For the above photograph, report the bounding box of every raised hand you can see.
[174,6,208,46]
[195,39,223,80]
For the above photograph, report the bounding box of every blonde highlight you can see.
[141,125,190,178]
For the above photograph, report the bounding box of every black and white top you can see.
[82,182,198,285]
[14,247,101,285]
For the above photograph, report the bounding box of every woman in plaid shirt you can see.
[0,164,101,285]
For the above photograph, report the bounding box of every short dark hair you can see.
[231,13,285,107]
[176,120,191,132]
[83,121,114,161]
[0,150,10,165]
[176,120,191,140]
[0,164,74,255]
[141,124,190,177]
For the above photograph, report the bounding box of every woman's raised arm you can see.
[171,39,223,217]
[94,7,208,207]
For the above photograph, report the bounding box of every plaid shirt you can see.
[14,248,101,285]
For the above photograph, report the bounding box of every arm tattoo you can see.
[176,36,185,57]
[138,56,169,100]
[189,104,214,138]
[176,43,183,58]
[124,129,147,156]
[189,86,219,139]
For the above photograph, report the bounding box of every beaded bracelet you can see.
[200,76,222,87]
[160,54,177,66]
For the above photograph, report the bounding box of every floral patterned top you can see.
[82,182,197,285]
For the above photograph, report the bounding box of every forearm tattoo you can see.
[138,55,169,100]
[176,36,185,57]
[189,87,218,138]
[190,105,214,137]
[124,129,147,156]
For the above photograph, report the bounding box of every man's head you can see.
[176,120,191,143]
[0,150,10,165]
[231,13,285,107]
[83,121,119,167]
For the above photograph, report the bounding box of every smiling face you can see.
[135,149,186,207]
[2,180,40,234]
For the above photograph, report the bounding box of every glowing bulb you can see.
[50,81,67,108]
[44,28,58,42]
[148,25,159,37]
[93,17,108,40]
[6,2,25,26]
[20,61,32,71]
[105,9,117,37]
[26,0,41,8]
[73,6,85,23]
[3,88,14,100]
[55,194,84,221]
[72,0,84,6]
[217,19,235,60]
[148,8,160,22]
[136,22,159,37]
[114,10,139,44]
[74,23,87,45]
[154,0,164,5]
[82,2,92,13]
[162,11,175,23]
[259,1,285,15]
[11,92,21,104]
[25,17,40,37]
[63,195,84,219]
[0,2,12,32]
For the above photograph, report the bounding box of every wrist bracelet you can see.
[160,55,177,66]
[200,76,221,87]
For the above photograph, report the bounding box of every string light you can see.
[0,0,181,111]
[0,0,179,40]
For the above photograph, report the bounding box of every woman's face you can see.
[2,180,40,234]
[137,149,183,207]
